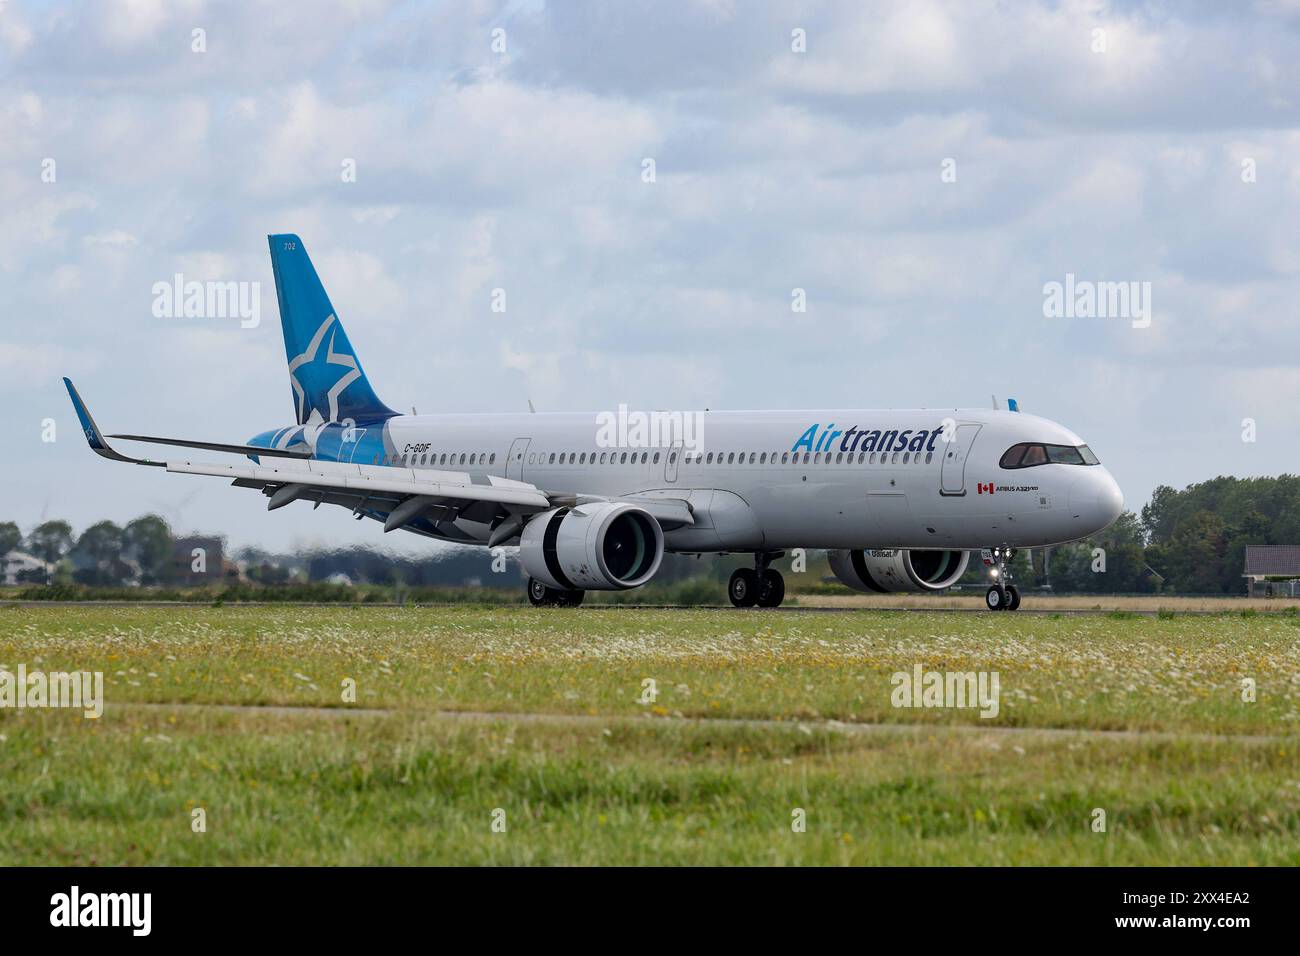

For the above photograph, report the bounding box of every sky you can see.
[3,0,1300,554]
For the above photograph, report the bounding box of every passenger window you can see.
[925,451,933,464]
[490,453,496,465]
[653,452,660,464]
[669,451,677,463]
[459,453,466,465]
[836,452,843,463]
[781,452,789,464]
[759,452,767,464]
[902,452,910,464]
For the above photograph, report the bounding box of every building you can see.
[1242,546,1300,597]
[171,536,239,586]
[1,550,55,585]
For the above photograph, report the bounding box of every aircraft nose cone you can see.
[1096,472,1124,528]
[1067,471,1123,533]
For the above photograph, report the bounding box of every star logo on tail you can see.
[286,314,362,424]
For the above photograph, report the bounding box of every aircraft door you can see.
[939,424,981,496]
[506,438,531,480]
[663,442,682,483]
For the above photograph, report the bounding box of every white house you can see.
[2,550,55,586]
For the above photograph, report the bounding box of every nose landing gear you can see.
[984,547,1021,611]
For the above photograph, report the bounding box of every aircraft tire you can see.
[729,568,759,608]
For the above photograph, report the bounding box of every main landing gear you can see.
[526,577,585,607]
[729,552,786,608]
[984,547,1021,611]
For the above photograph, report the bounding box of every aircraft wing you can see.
[63,378,692,539]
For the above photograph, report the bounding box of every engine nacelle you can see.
[519,502,664,591]
[828,548,970,594]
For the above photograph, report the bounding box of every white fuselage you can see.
[338,407,1123,552]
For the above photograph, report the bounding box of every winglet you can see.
[62,378,163,467]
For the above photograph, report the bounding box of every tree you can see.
[26,520,74,564]
[0,521,20,556]
[1161,510,1229,594]
[124,515,174,584]
[71,521,127,586]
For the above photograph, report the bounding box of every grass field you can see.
[1,604,1298,864]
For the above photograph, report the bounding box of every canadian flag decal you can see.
[977,482,995,494]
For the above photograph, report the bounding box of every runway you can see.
[0,600,1265,616]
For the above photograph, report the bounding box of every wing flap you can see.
[109,434,311,459]
[166,458,552,511]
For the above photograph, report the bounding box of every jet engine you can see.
[827,548,970,593]
[519,502,664,591]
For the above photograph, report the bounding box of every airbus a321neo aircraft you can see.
[65,235,1123,610]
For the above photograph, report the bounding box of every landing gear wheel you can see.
[729,568,759,608]
[527,577,566,607]
[755,569,786,608]
[557,589,585,607]
[985,585,1006,611]
[1004,585,1021,611]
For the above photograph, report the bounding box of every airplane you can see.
[64,234,1124,611]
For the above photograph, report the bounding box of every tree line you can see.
[5,475,1296,594]
[972,475,1300,595]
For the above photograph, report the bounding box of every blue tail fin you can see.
[268,234,396,425]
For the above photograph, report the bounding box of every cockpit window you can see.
[1045,445,1084,465]
[1000,442,1098,469]
[1020,444,1047,466]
